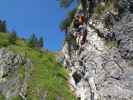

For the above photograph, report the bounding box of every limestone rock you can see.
[0,48,31,100]
[62,0,133,100]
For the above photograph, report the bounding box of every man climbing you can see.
[79,12,86,25]
[81,28,88,45]
[73,11,88,47]
[78,12,88,46]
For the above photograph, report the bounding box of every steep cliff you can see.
[62,0,133,100]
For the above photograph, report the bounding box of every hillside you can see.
[0,32,75,100]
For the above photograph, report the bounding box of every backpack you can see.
[79,16,85,25]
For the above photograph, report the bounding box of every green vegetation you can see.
[60,8,77,31]
[65,33,78,50]
[18,64,25,80]
[0,20,7,32]
[58,0,88,32]
[11,96,22,100]
[94,1,114,16]
[0,32,75,100]
[0,94,5,100]
[105,40,118,49]
[27,33,44,49]
[9,31,17,44]
[0,32,11,47]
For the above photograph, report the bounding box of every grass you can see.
[0,32,10,47]
[0,32,75,100]
[18,64,25,80]
[11,96,22,100]
[0,94,5,100]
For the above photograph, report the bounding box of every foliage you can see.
[36,37,44,48]
[18,65,25,80]
[94,1,113,16]
[58,0,88,33]
[27,33,37,48]
[9,31,17,44]
[68,8,77,19]
[60,17,72,31]
[65,33,79,50]
[65,33,75,43]
[27,33,44,49]
[39,37,44,47]
[11,96,22,100]
[0,20,7,32]
[105,40,118,49]
[94,4,106,15]
[60,8,77,31]
[0,94,5,100]
[0,32,11,47]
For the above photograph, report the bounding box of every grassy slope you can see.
[0,32,75,100]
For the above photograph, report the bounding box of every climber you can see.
[78,12,87,46]
[79,13,86,25]
[73,11,88,47]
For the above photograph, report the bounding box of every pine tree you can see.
[39,37,44,48]
[28,33,37,48]
[35,37,44,49]
[0,20,7,32]
[9,30,17,44]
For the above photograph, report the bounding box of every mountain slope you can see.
[0,32,75,100]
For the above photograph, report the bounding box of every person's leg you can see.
[81,30,87,45]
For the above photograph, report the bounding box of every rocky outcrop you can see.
[62,0,133,100]
[0,48,31,100]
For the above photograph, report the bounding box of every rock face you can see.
[62,0,133,100]
[0,48,31,100]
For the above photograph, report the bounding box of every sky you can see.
[0,0,75,51]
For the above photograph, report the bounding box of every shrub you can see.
[0,20,7,32]
[60,8,77,31]
[0,94,5,100]
[27,33,37,48]
[9,31,17,44]
[65,34,79,50]
[95,4,106,15]
[94,1,113,16]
